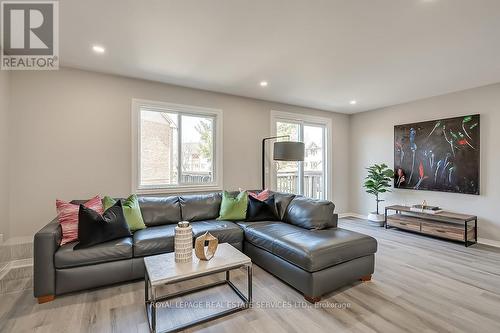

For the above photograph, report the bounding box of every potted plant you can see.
[364,163,393,226]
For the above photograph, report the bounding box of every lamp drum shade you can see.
[273,141,305,161]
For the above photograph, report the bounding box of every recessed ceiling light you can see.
[92,45,105,54]
[350,100,357,105]
[260,81,268,87]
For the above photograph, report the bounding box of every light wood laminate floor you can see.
[2,218,500,333]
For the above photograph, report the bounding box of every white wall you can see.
[350,83,500,244]
[0,70,10,240]
[8,68,350,238]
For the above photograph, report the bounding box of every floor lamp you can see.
[262,136,305,190]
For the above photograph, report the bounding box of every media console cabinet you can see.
[384,205,477,247]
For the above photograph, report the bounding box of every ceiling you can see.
[60,0,500,113]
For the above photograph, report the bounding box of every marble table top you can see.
[144,243,251,286]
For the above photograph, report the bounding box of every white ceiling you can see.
[60,0,500,113]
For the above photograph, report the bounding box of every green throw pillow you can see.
[103,194,146,232]
[217,191,248,220]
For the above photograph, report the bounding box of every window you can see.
[132,99,222,193]
[271,111,331,200]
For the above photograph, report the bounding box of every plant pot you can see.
[367,213,385,227]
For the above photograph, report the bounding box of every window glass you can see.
[138,106,217,190]
[274,119,327,199]
[304,125,324,199]
[140,110,178,186]
[276,121,300,194]
[181,115,214,184]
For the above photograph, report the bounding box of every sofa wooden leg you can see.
[37,295,55,304]
[304,295,321,304]
[360,274,372,282]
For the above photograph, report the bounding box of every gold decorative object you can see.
[194,232,219,261]
[421,200,428,212]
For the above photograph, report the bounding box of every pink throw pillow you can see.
[56,195,103,245]
[248,189,271,201]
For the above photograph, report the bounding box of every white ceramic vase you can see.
[174,221,193,263]
[367,213,385,227]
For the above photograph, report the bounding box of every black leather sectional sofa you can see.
[34,191,377,304]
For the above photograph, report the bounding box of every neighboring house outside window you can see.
[271,110,332,200]
[132,99,223,194]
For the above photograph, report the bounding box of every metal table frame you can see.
[145,263,252,333]
[464,217,478,247]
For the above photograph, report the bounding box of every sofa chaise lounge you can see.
[34,191,377,304]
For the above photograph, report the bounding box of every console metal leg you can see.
[465,221,469,247]
[475,218,478,243]
[466,218,478,247]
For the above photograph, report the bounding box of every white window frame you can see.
[132,99,223,194]
[270,110,332,200]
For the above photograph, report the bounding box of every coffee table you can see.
[144,243,252,333]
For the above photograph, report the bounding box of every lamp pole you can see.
[262,135,289,190]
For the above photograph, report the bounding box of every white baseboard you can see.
[339,212,367,219]
[0,263,8,278]
[477,238,500,248]
[2,236,32,245]
[0,259,33,280]
[9,258,33,268]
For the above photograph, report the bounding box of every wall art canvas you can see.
[394,114,480,195]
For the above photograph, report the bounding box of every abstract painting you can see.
[394,114,480,195]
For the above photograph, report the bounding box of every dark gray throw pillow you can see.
[270,191,296,220]
[75,200,132,249]
[246,195,279,221]
[285,196,336,230]
[179,193,222,221]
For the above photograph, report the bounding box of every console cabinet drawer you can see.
[387,216,420,232]
[421,223,474,241]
